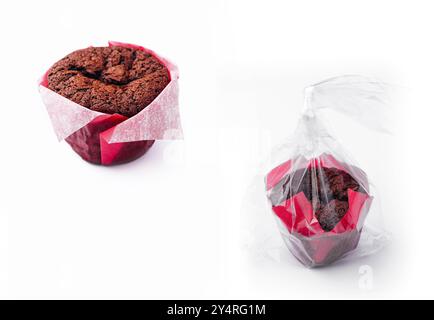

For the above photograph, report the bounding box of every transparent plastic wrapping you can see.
[38,41,183,165]
[264,75,390,267]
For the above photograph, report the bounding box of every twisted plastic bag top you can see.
[273,75,392,165]
[304,75,391,132]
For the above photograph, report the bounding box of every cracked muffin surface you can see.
[47,46,170,117]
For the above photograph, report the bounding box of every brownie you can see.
[269,167,365,232]
[47,46,170,117]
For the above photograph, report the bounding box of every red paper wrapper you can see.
[266,154,373,267]
[39,41,183,165]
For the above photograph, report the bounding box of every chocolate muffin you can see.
[269,167,366,231]
[47,46,170,117]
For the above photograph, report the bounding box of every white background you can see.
[0,0,431,299]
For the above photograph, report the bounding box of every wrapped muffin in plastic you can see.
[265,75,389,267]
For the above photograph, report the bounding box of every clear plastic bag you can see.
[264,75,390,268]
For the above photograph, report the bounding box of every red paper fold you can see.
[266,154,373,266]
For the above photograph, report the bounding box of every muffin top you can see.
[47,46,170,117]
